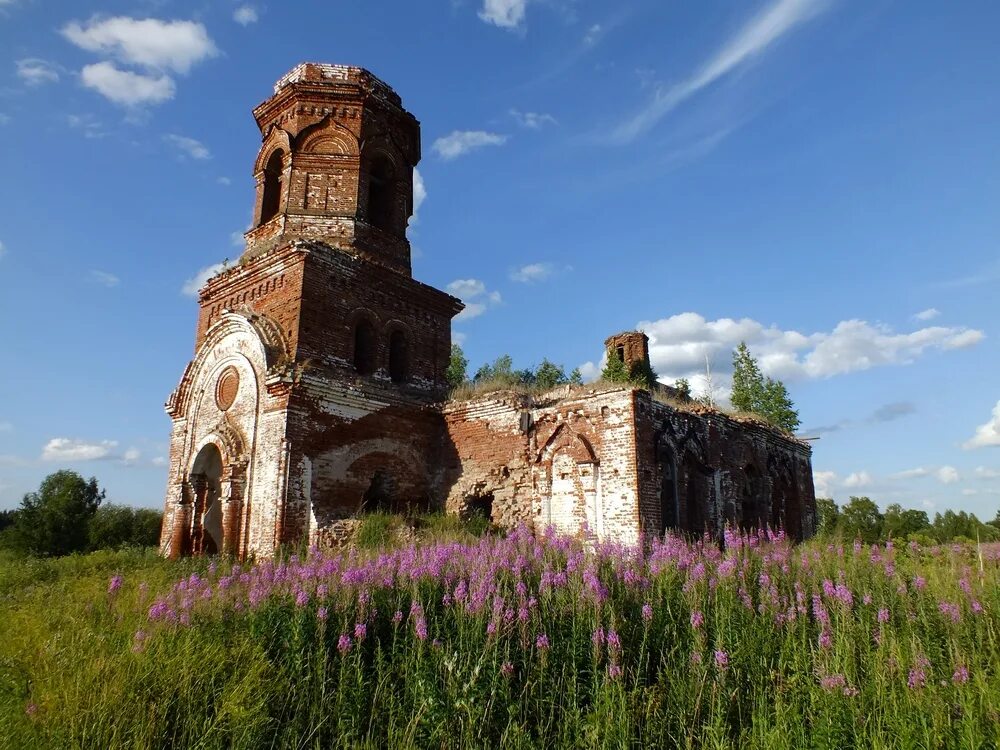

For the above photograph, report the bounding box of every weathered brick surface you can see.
[160,63,816,560]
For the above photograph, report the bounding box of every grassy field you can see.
[1,520,998,749]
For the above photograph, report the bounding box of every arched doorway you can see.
[191,443,224,555]
[658,443,678,536]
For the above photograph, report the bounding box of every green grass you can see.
[1,532,999,749]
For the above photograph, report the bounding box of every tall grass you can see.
[2,531,999,748]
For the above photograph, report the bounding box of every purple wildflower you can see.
[337,634,352,654]
[354,622,367,641]
[501,661,514,677]
[108,575,123,595]
[642,603,653,622]
[690,610,704,629]
[317,606,328,622]
[877,608,890,623]
[953,666,969,684]
[536,633,550,650]
[714,650,729,670]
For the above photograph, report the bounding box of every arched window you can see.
[259,150,284,225]
[388,330,409,383]
[658,444,678,537]
[366,156,394,232]
[353,319,376,375]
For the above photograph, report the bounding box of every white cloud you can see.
[67,113,105,138]
[182,261,227,297]
[42,438,118,462]
[913,307,940,321]
[90,270,120,287]
[583,24,603,45]
[921,499,935,510]
[452,331,467,347]
[936,465,960,484]
[432,130,507,160]
[964,400,1000,449]
[81,62,175,106]
[612,0,829,142]
[843,471,872,489]
[813,470,835,497]
[164,133,211,160]
[510,262,554,283]
[217,176,232,186]
[233,6,259,25]
[578,360,602,382]
[479,0,528,29]
[16,58,60,86]
[637,312,984,395]
[412,167,427,222]
[447,278,502,321]
[151,456,168,467]
[509,109,557,129]
[62,17,217,74]
[891,467,930,480]
[974,466,1000,479]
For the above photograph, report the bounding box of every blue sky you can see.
[1,0,998,519]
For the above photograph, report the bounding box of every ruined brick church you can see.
[160,63,815,559]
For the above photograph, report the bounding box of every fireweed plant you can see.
[3,528,1000,748]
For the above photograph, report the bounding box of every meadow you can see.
[1,519,998,749]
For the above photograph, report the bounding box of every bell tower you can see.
[163,63,463,560]
[244,63,421,275]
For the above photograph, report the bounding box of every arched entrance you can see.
[190,443,224,555]
[658,444,678,537]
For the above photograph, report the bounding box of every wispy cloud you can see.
[447,278,502,321]
[510,262,571,283]
[16,58,60,86]
[42,438,118,461]
[182,261,227,296]
[611,0,829,143]
[89,270,120,287]
[433,130,508,160]
[479,0,528,30]
[843,470,872,489]
[509,109,557,129]
[164,133,211,160]
[234,6,259,26]
[806,401,916,435]
[913,307,940,322]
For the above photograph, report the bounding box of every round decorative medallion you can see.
[215,367,240,411]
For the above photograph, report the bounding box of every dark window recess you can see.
[366,158,394,232]
[353,320,376,375]
[389,330,409,383]
[260,150,284,225]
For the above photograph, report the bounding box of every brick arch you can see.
[253,127,293,174]
[296,117,359,155]
[537,423,598,465]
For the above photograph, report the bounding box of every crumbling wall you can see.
[635,394,815,541]
[441,386,644,545]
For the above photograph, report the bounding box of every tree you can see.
[840,496,883,544]
[601,348,631,383]
[88,505,163,550]
[446,344,468,388]
[601,348,658,389]
[730,341,800,432]
[474,354,516,385]
[882,503,930,540]
[730,342,765,414]
[673,378,692,400]
[760,377,801,433]
[8,471,104,556]
[815,497,841,536]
